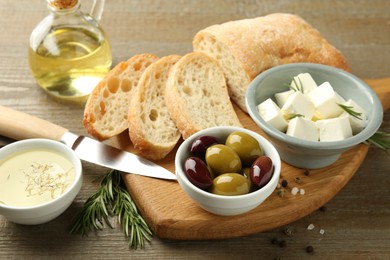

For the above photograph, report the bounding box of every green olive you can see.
[225,131,264,166]
[241,167,250,176]
[211,173,251,196]
[205,144,242,175]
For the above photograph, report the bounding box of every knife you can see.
[0,105,177,180]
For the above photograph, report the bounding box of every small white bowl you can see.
[0,139,82,225]
[246,63,383,169]
[175,126,281,216]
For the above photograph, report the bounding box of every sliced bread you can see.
[128,55,182,160]
[83,53,159,140]
[165,52,242,139]
[192,13,350,112]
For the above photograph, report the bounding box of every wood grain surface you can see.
[0,0,389,259]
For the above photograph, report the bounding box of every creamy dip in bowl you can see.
[0,138,82,224]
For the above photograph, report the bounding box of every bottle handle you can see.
[90,0,105,21]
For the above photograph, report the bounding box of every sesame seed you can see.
[307,224,315,230]
[291,187,299,195]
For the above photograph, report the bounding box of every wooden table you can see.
[1,0,389,258]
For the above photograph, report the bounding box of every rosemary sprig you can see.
[290,77,304,93]
[70,169,152,249]
[338,103,363,120]
[113,186,152,248]
[286,113,304,120]
[365,131,390,154]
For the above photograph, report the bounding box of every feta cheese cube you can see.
[275,89,294,107]
[290,73,317,93]
[316,116,353,141]
[335,92,346,104]
[281,92,315,120]
[257,98,288,132]
[308,81,344,119]
[339,99,368,134]
[286,117,319,141]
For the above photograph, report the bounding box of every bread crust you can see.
[193,13,350,112]
[83,53,158,140]
[165,52,242,139]
[128,55,182,160]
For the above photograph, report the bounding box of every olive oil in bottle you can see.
[28,0,112,104]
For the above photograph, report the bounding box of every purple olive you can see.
[190,135,219,157]
[184,157,213,190]
[250,156,274,188]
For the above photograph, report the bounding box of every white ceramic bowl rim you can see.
[0,138,82,210]
[175,126,281,201]
[246,63,383,150]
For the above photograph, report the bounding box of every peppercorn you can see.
[279,240,287,247]
[306,245,314,253]
[304,169,310,176]
[320,206,327,212]
[294,176,302,184]
[271,237,279,245]
[281,179,288,188]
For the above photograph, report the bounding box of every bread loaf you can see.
[193,13,350,112]
[83,53,159,140]
[128,55,182,160]
[165,52,242,139]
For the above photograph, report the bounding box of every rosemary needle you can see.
[365,131,390,154]
[70,170,152,249]
[114,186,152,248]
[337,103,363,120]
[290,77,304,93]
[286,113,304,120]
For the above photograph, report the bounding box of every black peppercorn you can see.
[271,237,279,244]
[306,245,314,253]
[281,179,288,187]
[279,240,287,247]
[320,206,327,212]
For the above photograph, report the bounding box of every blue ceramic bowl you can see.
[245,63,383,169]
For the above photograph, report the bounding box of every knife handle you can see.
[0,105,68,141]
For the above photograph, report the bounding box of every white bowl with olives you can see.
[175,126,281,216]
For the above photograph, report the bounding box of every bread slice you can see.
[165,52,242,139]
[192,13,350,112]
[83,53,159,140]
[128,55,182,160]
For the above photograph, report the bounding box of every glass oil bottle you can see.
[28,0,112,104]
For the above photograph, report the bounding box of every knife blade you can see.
[0,105,177,180]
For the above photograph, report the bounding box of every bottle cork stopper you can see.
[48,0,78,10]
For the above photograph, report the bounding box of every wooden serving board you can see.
[112,78,389,240]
